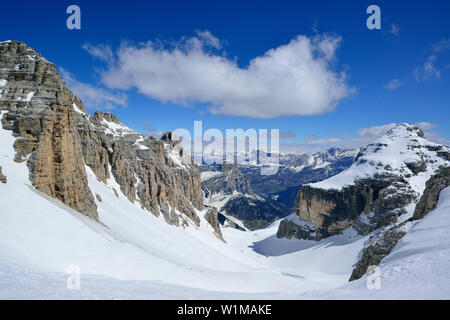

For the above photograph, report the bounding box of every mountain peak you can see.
[385,123,424,139]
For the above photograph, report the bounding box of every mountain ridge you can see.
[0,40,220,235]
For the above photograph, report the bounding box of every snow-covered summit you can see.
[310,123,448,192]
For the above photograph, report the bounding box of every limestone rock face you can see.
[349,226,407,281]
[204,207,224,241]
[0,41,97,219]
[202,163,253,196]
[0,165,6,183]
[413,167,450,220]
[0,41,204,228]
[349,166,450,280]
[76,111,204,226]
[276,218,319,241]
[292,176,413,239]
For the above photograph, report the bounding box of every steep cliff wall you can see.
[0,41,204,229]
[0,41,97,219]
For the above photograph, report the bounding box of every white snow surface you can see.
[313,187,450,299]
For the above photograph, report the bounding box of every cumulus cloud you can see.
[60,68,127,110]
[86,31,353,118]
[384,78,403,90]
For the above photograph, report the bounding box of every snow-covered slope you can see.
[315,187,450,299]
[0,118,366,298]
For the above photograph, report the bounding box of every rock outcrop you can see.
[0,165,6,183]
[349,166,450,280]
[0,41,97,219]
[202,163,253,196]
[276,215,319,240]
[291,174,414,239]
[413,166,450,220]
[349,226,407,281]
[204,207,224,241]
[0,41,205,231]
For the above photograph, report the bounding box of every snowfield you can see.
[0,119,449,299]
[314,187,450,299]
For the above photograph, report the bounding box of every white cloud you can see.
[88,31,353,118]
[384,78,403,90]
[306,137,342,145]
[389,24,400,37]
[142,121,163,139]
[422,131,450,146]
[60,68,127,110]
[414,38,450,82]
[415,121,437,131]
[414,59,441,82]
[82,43,114,62]
[356,123,397,140]
[432,38,450,53]
[194,30,222,50]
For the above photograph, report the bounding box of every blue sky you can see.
[1,0,449,152]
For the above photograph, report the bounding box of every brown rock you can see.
[0,166,6,183]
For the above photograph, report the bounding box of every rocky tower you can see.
[0,41,204,227]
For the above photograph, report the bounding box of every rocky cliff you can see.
[0,41,205,230]
[276,123,449,280]
[350,166,450,280]
[413,166,450,220]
